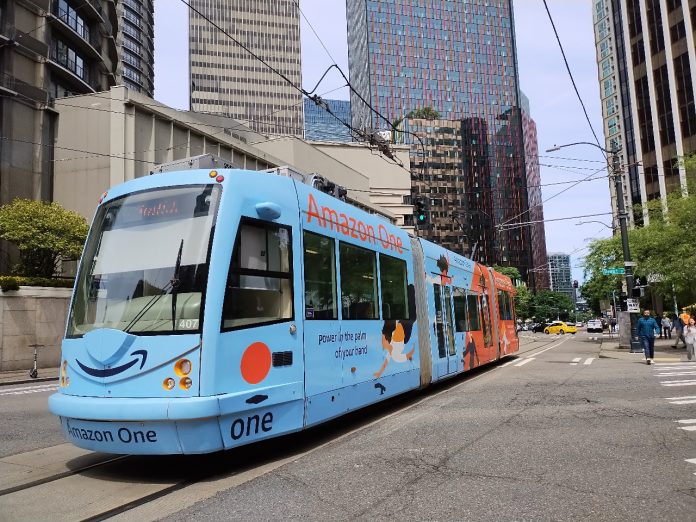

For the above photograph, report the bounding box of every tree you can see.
[581,235,623,315]
[492,265,521,282]
[0,199,88,277]
[513,284,532,320]
[406,106,441,120]
[530,290,575,322]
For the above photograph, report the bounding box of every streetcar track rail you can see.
[2,343,539,521]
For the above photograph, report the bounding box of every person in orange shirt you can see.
[680,308,691,326]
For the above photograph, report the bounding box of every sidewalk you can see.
[598,335,692,362]
[0,367,59,386]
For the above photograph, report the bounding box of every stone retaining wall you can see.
[0,287,72,371]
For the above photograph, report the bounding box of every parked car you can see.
[587,319,604,333]
[544,321,577,335]
[530,322,549,333]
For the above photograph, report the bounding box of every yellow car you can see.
[543,321,577,335]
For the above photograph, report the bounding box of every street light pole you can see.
[546,142,641,352]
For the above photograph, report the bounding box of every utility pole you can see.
[547,142,642,352]
[611,146,641,352]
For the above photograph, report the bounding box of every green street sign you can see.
[602,267,625,275]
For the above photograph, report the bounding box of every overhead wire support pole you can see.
[546,142,641,353]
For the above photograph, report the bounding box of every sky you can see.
[153,0,613,283]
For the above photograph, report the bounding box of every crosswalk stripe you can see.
[670,399,696,404]
[514,358,535,367]
[665,395,696,400]
[584,358,595,365]
[685,458,696,465]
[654,362,696,366]
[676,419,696,424]
[661,381,696,387]
[0,383,57,392]
[679,426,696,431]
[656,371,696,377]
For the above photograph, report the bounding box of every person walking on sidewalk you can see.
[662,315,672,339]
[685,317,696,361]
[638,309,660,365]
[672,314,687,348]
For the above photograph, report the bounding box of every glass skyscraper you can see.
[347,0,533,277]
[304,99,352,142]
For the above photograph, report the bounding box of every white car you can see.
[587,319,603,333]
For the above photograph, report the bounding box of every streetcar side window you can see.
[467,294,481,331]
[339,242,378,320]
[498,290,513,320]
[453,287,467,332]
[222,220,293,330]
[303,231,337,320]
[379,254,409,320]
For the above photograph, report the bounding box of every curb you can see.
[0,376,59,387]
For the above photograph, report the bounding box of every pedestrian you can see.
[672,313,687,349]
[685,317,696,361]
[661,315,672,339]
[610,317,617,333]
[637,309,661,365]
[680,308,691,327]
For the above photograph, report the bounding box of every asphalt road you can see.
[1,333,695,521]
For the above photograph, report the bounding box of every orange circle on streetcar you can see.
[240,342,272,384]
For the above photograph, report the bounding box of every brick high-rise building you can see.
[189,0,303,136]
[347,0,533,279]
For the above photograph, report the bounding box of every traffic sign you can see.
[602,267,625,275]
[626,298,640,312]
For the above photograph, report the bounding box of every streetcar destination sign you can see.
[602,267,625,275]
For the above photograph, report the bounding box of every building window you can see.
[57,0,89,41]
[379,254,409,320]
[674,53,696,138]
[52,39,86,81]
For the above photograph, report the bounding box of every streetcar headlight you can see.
[174,359,192,376]
[163,377,176,390]
[180,377,193,390]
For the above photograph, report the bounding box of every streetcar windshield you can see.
[67,184,221,337]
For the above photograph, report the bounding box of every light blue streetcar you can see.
[49,166,519,454]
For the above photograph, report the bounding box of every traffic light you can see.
[414,196,428,225]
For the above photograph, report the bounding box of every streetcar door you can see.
[433,283,457,378]
[217,212,305,448]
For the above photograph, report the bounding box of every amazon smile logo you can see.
[76,350,148,378]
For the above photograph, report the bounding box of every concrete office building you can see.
[347,0,534,279]
[0,0,118,271]
[593,0,696,227]
[52,86,396,225]
[548,253,573,298]
[189,0,303,136]
[116,0,154,97]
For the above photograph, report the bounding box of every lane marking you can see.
[514,358,535,367]
[0,386,57,397]
[570,357,581,366]
[527,337,569,357]
[583,358,595,365]
[676,419,696,424]
[500,359,518,368]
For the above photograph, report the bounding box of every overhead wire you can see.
[541,0,605,157]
